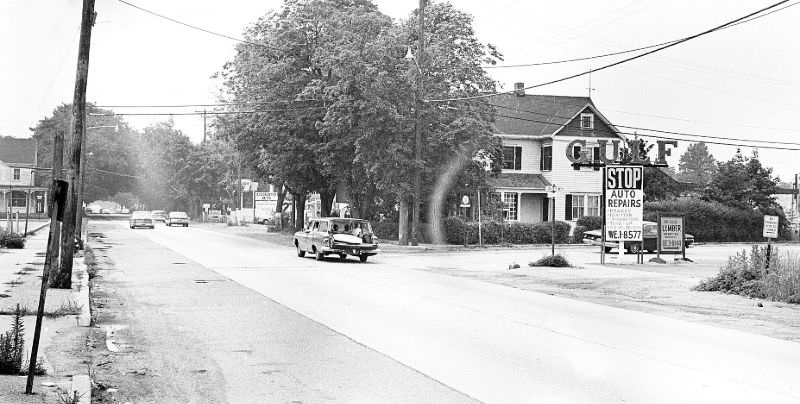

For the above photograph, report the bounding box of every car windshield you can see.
[132,211,151,219]
[170,212,188,218]
[329,220,372,234]
[151,211,165,215]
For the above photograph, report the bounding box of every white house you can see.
[489,88,627,223]
[0,137,47,215]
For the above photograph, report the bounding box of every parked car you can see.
[294,217,379,262]
[583,221,694,254]
[129,211,155,229]
[166,211,190,227]
[150,210,167,223]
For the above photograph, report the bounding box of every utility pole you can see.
[56,0,95,289]
[411,0,425,246]
[26,130,65,394]
[197,109,208,142]
[74,123,88,249]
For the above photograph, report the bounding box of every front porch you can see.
[0,187,48,217]
[497,190,552,224]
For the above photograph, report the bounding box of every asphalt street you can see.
[100,220,800,403]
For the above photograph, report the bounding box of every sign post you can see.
[763,215,779,271]
[546,185,560,257]
[460,195,471,246]
[604,165,644,261]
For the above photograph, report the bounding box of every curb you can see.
[380,242,591,252]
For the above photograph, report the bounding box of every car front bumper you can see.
[322,244,380,256]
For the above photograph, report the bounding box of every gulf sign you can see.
[605,165,644,241]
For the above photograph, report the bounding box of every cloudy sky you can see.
[2,0,798,182]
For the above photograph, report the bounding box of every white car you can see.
[166,211,190,227]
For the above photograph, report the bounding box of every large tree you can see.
[703,149,779,211]
[218,0,501,233]
[677,142,717,186]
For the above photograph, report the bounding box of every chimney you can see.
[514,82,525,97]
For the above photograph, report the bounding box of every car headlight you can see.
[323,237,331,247]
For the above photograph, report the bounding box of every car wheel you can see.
[130,226,134,229]
[314,247,324,261]
[296,242,305,257]
[338,254,347,260]
[359,255,368,263]
[184,224,188,227]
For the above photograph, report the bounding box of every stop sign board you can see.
[605,165,644,241]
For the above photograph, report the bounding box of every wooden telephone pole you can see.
[55,0,96,289]
[410,0,425,246]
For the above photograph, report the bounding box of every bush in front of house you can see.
[695,246,800,303]
[572,225,588,244]
[0,232,25,249]
[441,218,571,245]
[644,199,789,242]
[576,215,603,230]
[530,254,571,267]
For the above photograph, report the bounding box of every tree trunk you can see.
[293,192,306,231]
[398,198,409,245]
[319,189,335,218]
[275,184,285,228]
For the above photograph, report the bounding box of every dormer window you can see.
[580,113,594,130]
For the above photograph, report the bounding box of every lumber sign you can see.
[605,165,644,241]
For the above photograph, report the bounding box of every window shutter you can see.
[540,146,544,171]
[515,147,522,170]
[565,195,572,221]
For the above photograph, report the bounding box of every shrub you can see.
[0,232,25,249]
[373,220,399,241]
[645,199,789,242]
[572,225,587,244]
[530,254,571,267]
[696,246,800,303]
[576,215,603,230]
[0,304,25,375]
[440,217,570,245]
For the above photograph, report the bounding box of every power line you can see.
[95,100,319,108]
[115,0,281,51]
[481,1,799,71]
[89,106,331,117]
[426,0,790,103]
[603,108,800,133]
[492,112,800,151]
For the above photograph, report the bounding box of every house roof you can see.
[491,93,623,139]
[0,137,36,166]
[491,94,593,136]
[488,173,550,190]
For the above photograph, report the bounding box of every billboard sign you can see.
[763,215,779,239]
[254,192,278,201]
[605,165,643,241]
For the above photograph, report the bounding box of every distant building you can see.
[0,137,48,215]
[489,89,628,223]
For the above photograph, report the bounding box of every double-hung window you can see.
[13,168,20,180]
[587,195,600,216]
[571,195,585,219]
[503,146,522,171]
[540,145,552,171]
[580,113,594,130]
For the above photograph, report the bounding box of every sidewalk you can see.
[0,229,91,404]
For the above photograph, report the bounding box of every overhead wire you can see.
[115,0,281,51]
[426,0,790,102]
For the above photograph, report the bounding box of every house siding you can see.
[0,161,34,187]
[501,138,542,174]
[557,107,619,138]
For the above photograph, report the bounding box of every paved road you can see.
[105,221,800,403]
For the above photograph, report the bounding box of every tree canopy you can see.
[677,142,717,186]
[703,149,779,211]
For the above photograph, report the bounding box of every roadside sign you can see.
[202,203,210,210]
[460,195,471,208]
[545,185,560,198]
[763,215,779,238]
[254,192,278,201]
[604,165,643,241]
[660,216,684,253]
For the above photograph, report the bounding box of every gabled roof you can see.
[0,137,36,166]
[491,93,623,138]
[488,173,550,190]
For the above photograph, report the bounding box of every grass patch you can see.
[0,301,82,317]
[696,246,800,304]
[529,254,571,268]
[0,304,25,374]
[84,246,98,279]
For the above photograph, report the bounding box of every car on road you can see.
[294,217,379,262]
[129,211,155,229]
[166,211,190,227]
[150,210,167,223]
[583,221,694,254]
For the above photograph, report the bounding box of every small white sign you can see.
[660,216,684,253]
[202,203,211,209]
[254,191,278,201]
[460,195,470,208]
[763,215,779,239]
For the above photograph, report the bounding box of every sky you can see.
[1,0,799,182]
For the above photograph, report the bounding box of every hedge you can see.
[441,216,570,245]
[644,199,790,242]
[0,232,25,249]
